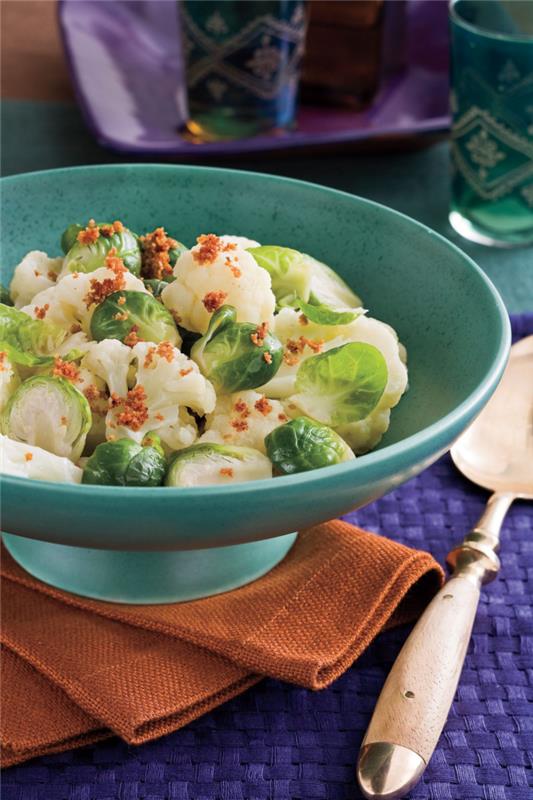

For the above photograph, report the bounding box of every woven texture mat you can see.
[3,313,532,800]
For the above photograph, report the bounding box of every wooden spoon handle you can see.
[357,493,512,800]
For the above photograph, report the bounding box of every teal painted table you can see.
[1,99,531,312]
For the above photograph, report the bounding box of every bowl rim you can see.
[0,162,512,498]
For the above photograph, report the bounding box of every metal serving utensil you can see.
[357,335,533,800]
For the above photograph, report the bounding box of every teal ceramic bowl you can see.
[0,165,510,603]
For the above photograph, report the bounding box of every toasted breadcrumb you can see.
[202,290,228,313]
[116,385,149,431]
[231,418,249,432]
[52,357,80,383]
[77,220,100,245]
[25,453,33,462]
[34,303,50,320]
[180,367,193,377]
[84,249,126,307]
[254,396,272,416]
[299,314,309,326]
[193,234,221,265]
[250,321,269,347]
[263,352,272,364]
[219,467,234,478]
[140,226,178,279]
[124,326,142,347]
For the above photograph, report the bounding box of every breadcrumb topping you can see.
[114,311,129,321]
[231,418,249,432]
[234,399,250,418]
[202,290,228,313]
[34,303,50,320]
[140,226,178,279]
[263,352,272,365]
[84,249,126,307]
[278,413,288,422]
[219,467,234,478]
[77,219,100,245]
[47,270,58,282]
[25,453,33,462]
[180,367,193,377]
[193,234,221,265]
[299,314,309,326]
[34,270,42,278]
[100,220,124,238]
[84,384,107,416]
[124,325,143,347]
[250,321,269,347]
[283,336,325,364]
[60,416,68,426]
[116,385,149,431]
[70,323,82,334]
[254,396,272,416]
[52,357,80,383]
[0,352,6,372]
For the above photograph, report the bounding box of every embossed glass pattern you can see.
[449,0,533,247]
[179,1,307,141]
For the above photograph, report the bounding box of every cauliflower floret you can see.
[0,435,83,483]
[9,251,63,308]
[219,235,261,249]
[282,314,408,454]
[75,365,108,454]
[0,351,20,413]
[162,234,275,334]
[20,267,148,334]
[82,339,134,398]
[201,389,288,454]
[107,341,216,447]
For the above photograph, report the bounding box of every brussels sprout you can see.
[168,240,187,268]
[290,342,388,426]
[0,434,83,483]
[82,438,166,486]
[0,303,67,364]
[165,442,272,487]
[60,223,83,254]
[144,278,174,298]
[141,431,165,458]
[90,290,180,346]
[265,416,354,475]
[63,223,141,276]
[306,255,362,309]
[298,294,360,326]
[191,305,282,393]
[0,285,13,306]
[248,246,311,308]
[1,375,92,460]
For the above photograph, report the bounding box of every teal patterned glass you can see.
[179,1,307,142]
[449,0,533,247]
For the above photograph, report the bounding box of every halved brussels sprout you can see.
[0,303,68,364]
[298,295,360,326]
[1,375,92,460]
[306,255,362,309]
[144,278,174,298]
[0,434,83,483]
[82,438,166,486]
[90,290,180,346]
[265,416,354,475]
[60,223,83,254]
[191,305,282,393]
[63,223,141,276]
[248,246,311,308]
[165,443,272,487]
[290,342,388,426]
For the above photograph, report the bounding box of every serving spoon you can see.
[357,335,533,800]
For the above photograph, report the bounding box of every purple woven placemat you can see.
[3,314,532,800]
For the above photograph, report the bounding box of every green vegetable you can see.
[165,442,271,487]
[141,431,166,459]
[248,246,312,308]
[82,438,166,486]
[0,303,67,359]
[60,223,83,254]
[63,223,141,276]
[0,285,13,306]
[191,305,282,393]
[299,294,360,326]
[144,278,174,298]
[168,240,187,268]
[90,290,180,346]
[306,255,362,309]
[1,375,92,460]
[265,416,354,474]
[291,342,388,426]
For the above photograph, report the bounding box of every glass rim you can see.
[450,0,533,43]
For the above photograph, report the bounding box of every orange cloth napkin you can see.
[0,520,444,767]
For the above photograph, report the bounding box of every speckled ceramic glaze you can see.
[0,165,510,603]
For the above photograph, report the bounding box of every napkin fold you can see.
[1,520,444,767]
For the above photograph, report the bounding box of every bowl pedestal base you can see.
[1,531,298,604]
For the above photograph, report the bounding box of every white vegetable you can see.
[82,339,134,398]
[106,341,216,447]
[201,389,287,454]
[162,234,275,334]
[20,267,148,334]
[0,351,20,413]
[0,435,83,483]
[9,251,63,308]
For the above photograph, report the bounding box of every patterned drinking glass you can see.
[179,0,308,141]
[449,0,533,247]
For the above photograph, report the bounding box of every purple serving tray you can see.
[58,0,451,157]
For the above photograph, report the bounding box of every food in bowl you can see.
[0,220,408,487]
